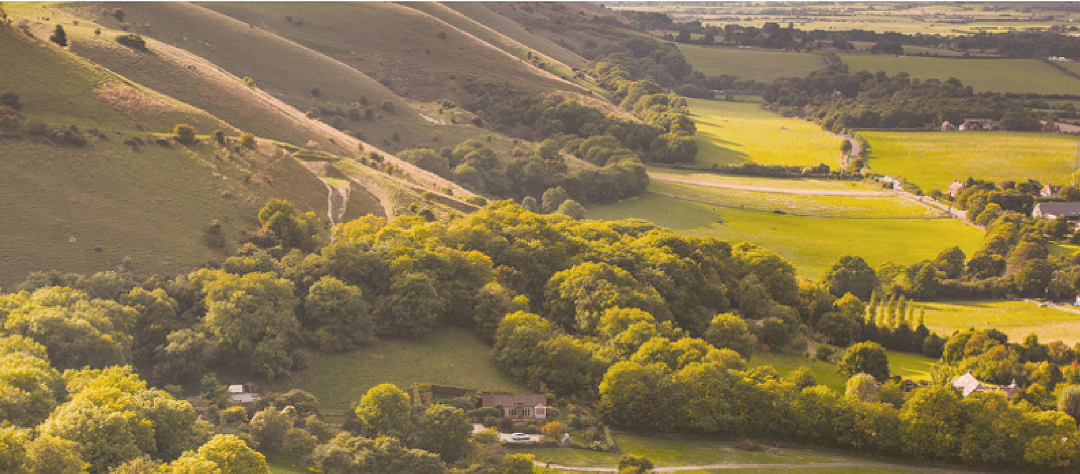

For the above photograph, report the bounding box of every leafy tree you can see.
[23,434,86,474]
[355,384,411,439]
[49,25,67,47]
[934,247,966,280]
[1058,385,1080,424]
[845,373,879,402]
[412,405,471,463]
[303,276,374,352]
[816,312,861,346]
[598,361,679,431]
[823,256,878,300]
[703,313,756,358]
[618,453,654,474]
[494,312,557,384]
[152,329,217,386]
[503,453,535,474]
[203,272,300,380]
[545,262,667,334]
[472,282,520,343]
[541,187,569,213]
[556,199,586,219]
[240,133,255,148]
[186,435,268,474]
[248,407,291,454]
[838,342,890,381]
[899,385,962,460]
[257,199,321,253]
[380,271,445,338]
[173,124,196,145]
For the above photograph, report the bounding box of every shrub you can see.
[173,124,196,144]
[243,76,256,88]
[0,91,18,110]
[49,25,67,47]
[212,129,225,144]
[380,100,395,114]
[116,33,146,50]
[240,133,255,148]
[112,7,125,21]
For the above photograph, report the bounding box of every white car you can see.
[511,433,530,441]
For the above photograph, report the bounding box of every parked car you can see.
[511,433,530,441]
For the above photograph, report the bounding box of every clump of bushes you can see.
[116,33,146,50]
[173,124,196,144]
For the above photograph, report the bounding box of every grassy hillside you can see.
[440,2,586,67]
[200,2,584,104]
[679,45,828,82]
[863,131,1078,193]
[689,98,844,167]
[0,21,222,134]
[0,135,343,288]
[587,193,984,279]
[840,55,1080,95]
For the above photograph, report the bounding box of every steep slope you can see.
[199,2,589,104]
[483,2,641,57]
[439,2,587,68]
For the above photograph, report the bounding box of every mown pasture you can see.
[862,131,1078,194]
[678,44,828,83]
[283,327,523,412]
[839,55,1080,95]
[646,167,882,191]
[688,98,844,168]
[586,193,984,280]
[919,299,1080,346]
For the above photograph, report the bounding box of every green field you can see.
[678,44,827,82]
[587,193,984,280]
[688,98,844,168]
[515,432,968,473]
[840,55,1080,95]
[282,327,523,412]
[920,300,1080,345]
[863,131,1079,193]
[749,351,848,392]
[647,168,881,191]
[650,181,940,218]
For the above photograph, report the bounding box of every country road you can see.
[651,175,897,197]
[534,460,981,473]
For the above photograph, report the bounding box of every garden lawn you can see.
[749,351,847,392]
[282,327,523,412]
[862,131,1079,193]
[839,55,1080,95]
[586,194,985,280]
[887,351,936,381]
[678,44,827,82]
[919,299,1080,346]
[688,98,844,168]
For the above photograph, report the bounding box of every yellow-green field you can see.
[678,44,828,82]
[863,131,1079,193]
[840,55,1080,95]
[282,327,523,412]
[920,300,1080,345]
[646,168,882,191]
[689,98,844,168]
[586,193,984,280]
[650,181,940,218]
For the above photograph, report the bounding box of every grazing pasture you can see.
[839,55,1080,95]
[919,299,1080,346]
[678,44,828,82]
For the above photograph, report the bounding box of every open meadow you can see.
[587,192,984,280]
[839,55,1080,95]
[282,327,522,412]
[646,167,882,191]
[919,300,1080,345]
[678,44,827,83]
[862,131,1079,193]
[688,98,844,168]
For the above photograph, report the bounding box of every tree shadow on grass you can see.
[694,128,751,167]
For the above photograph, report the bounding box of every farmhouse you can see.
[228,383,260,403]
[1032,202,1080,220]
[950,371,1021,399]
[941,120,957,132]
[481,394,547,420]
[959,118,997,131]
[1040,183,1063,198]
[948,180,964,197]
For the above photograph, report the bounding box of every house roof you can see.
[1034,202,1080,218]
[482,394,546,407]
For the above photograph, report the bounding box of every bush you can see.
[380,100,395,114]
[0,92,18,110]
[173,124,196,144]
[838,341,890,381]
[213,129,225,144]
[49,25,67,47]
[116,33,146,50]
[240,133,255,148]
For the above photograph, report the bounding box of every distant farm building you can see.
[482,394,547,420]
[228,383,260,403]
[941,121,957,131]
[1041,183,1063,198]
[950,371,1020,399]
[948,180,964,197]
[1032,202,1080,220]
[959,118,997,131]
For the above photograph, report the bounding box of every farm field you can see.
[646,167,882,191]
[649,180,940,218]
[514,432,969,473]
[919,300,1080,345]
[839,55,1080,95]
[282,326,523,412]
[862,131,1079,193]
[678,44,827,82]
[586,193,984,280]
[688,98,844,168]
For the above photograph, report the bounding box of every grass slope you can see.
[679,45,828,82]
[863,131,1078,193]
[282,326,523,412]
[0,22,221,134]
[0,136,335,288]
[441,2,586,67]
[201,2,583,104]
[688,98,844,168]
[920,299,1080,345]
[586,193,984,279]
[840,55,1080,95]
